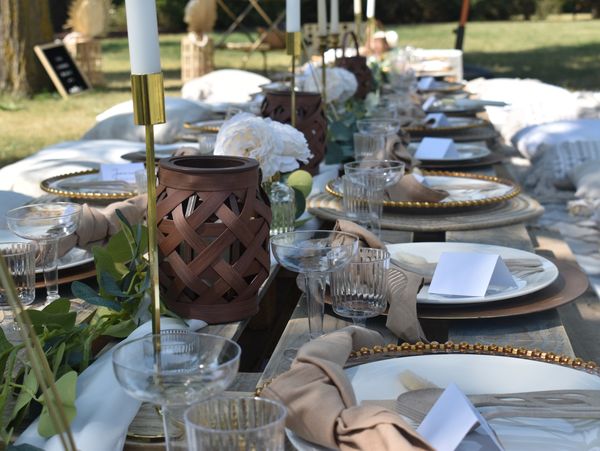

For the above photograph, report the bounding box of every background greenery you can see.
[1,14,600,167]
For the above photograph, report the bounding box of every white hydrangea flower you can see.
[214,113,312,179]
[300,65,358,104]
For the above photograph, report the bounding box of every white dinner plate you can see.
[386,242,559,305]
[408,142,491,162]
[0,229,94,273]
[287,354,600,451]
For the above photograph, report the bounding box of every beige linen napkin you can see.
[387,133,421,171]
[59,194,147,255]
[386,173,448,203]
[333,220,428,343]
[261,326,433,451]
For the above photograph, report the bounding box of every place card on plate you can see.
[417,383,504,451]
[422,95,437,111]
[100,163,145,183]
[418,76,435,90]
[425,113,450,128]
[415,137,459,160]
[428,252,517,297]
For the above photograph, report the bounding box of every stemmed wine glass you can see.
[6,202,82,302]
[271,231,359,339]
[331,247,390,327]
[112,330,241,451]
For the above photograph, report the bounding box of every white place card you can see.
[425,113,450,128]
[415,137,459,160]
[100,163,145,183]
[417,383,504,451]
[422,95,437,111]
[418,76,435,90]
[428,252,517,297]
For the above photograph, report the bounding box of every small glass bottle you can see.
[266,179,296,236]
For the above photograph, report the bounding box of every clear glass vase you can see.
[265,180,296,237]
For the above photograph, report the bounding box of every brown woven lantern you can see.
[156,156,272,323]
[335,31,373,100]
[261,90,327,175]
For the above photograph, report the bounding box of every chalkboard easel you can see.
[34,41,91,99]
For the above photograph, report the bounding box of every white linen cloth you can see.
[16,317,207,451]
[466,78,580,144]
[0,139,191,198]
[181,69,270,104]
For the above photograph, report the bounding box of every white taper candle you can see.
[286,0,301,32]
[330,0,340,34]
[124,0,162,74]
[318,0,328,36]
[366,0,375,18]
[354,0,362,16]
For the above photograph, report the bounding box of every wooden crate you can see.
[181,34,214,83]
[64,37,104,87]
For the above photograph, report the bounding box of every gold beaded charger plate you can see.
[40,169,137,201]
[182,119,224,133]
[287,350,600,451]
[408,123,500,142]
[388,242,559,305]
[326,172,520,210]
[308,191,543,232]
[403,117,487,135]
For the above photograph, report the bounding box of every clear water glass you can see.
[353,132,386,161]
[342,173,385,236]
[6,203,81,302]
[267,181,296,237]
[344,160,406,187]
[112,331,241,451]
[331,248,390,327]
[356,118,401,136]
[185,397,287,451]
[271,231,358,338]
[0,241,36,306]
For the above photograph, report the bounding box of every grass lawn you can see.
[1,15,600,166]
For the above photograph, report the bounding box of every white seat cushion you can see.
[181,69,270,104]
[82,97,213,144]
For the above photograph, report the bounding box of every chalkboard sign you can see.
[34,41,91,98]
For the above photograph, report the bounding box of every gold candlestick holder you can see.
[367,17,376,54]
[130,72,166,338]
[355,13,362,41]
[286,32,301,127]
[318,35,328,106]
[329,32,340,61]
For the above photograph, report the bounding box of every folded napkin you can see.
[386,173,448,203]
[386,133,421,171]
[334,220,428,343]
[393,254,544,282]
[261,326,432,451]
[59,194,147,255]
[16,317,207,451]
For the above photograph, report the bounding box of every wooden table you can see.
[125,142,588,448]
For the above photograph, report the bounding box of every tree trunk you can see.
[0,0,54,96]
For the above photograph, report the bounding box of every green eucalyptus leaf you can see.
[325,140,344,164]
[0,327,14,377]
[291,187,306,219]
[102,319,136,338]
[25,308,76,334]
[99,272,126,298]
[51,342,66,376]
[11,369,38,420]
[330,121,353,141]
[92,246,126,279]
[37,371,77,438]
[105,230,135,263]
[42,299,70,314]
[71,282,122,312]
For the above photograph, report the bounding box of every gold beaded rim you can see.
[40,169,137,200]
[418,82,464,94]
[256,342,598,396]
[326,171,521,209]
[402,118,486,133]
[182,121,222,133]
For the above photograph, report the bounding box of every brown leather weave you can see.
[261,90,327,175]
[335,31,373,100]
[156,156,272,323]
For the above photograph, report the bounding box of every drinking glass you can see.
[353,132,386,161]
[344,160,406,187]
[185,397,287,451]
[0,241,36,307]
[271,231,358,339]
[356,118,401,136]
[331,248,390,327]
[112,331,241,451]
[342,172,385,236]
[6,203,81,302]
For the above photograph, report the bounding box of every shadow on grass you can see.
[466,42,600,90]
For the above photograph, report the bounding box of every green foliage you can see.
[0,212,164,445]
